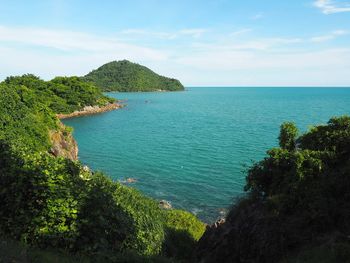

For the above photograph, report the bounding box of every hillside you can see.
[0,74,205,263]
[83,60,185,92]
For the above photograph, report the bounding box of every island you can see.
[83,60,185,92]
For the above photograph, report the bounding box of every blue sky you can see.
[0,0,350,86]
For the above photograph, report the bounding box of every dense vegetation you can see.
[0,75,204,262]
[196,116,350,263]
[4,74,115,114]
[83,60,184,92]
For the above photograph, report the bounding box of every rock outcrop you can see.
[159,200,172,209]
[49,123,78,161]
[57,103,123,119]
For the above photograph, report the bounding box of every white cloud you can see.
[178,28,207,38]
[0,25,349,86]
[0,25,168,59]
[192,37,303,51]
[174,48,350,86]
[310,30,348,42]
[314,0,350,14]
[251,13,264,20]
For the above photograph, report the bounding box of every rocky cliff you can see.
[49,123,78,161]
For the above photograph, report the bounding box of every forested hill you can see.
[83,60,185,92]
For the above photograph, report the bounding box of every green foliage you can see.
[0,83,57,152]
[162,210,206,260]
[3,74,115,114]
[219,116,350,262]
[0,236,177,263]
[76,173,165,256]
[0,143,166,256]
[75,172,132,254]
[112,183,165,255]
[83,60,184,92]
[0,72,202,262]
[279,122,298,150]
[0,142,85,247]
[164,210,206,241]
[49,76,115,113]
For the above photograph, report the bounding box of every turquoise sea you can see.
[63,87,350,222]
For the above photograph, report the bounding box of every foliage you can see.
[0,236,177,263]
[0,72,202,262]
[49,76,115,113]
[112,183,165,255]
[203,116,350,262]
[162,209,206,260]
[4,74,114,114]
[0,142,166,256]
[0,83,57,152]
[0,142,86,248]
[279,122,298,150]
[83,60,184,92]
[76,173,166,256]
[163,210,206,241]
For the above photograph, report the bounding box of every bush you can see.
[112,183,165,256]
[75,173,166,256]
[196,117,350,263]
[162,209,206,260]
[3,74,115,114]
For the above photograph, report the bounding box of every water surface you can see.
[63,87,350,222]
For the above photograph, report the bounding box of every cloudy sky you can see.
[0,0,350,86]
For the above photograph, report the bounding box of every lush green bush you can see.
[76,173,166,256]
[196,116,350,263]
[49,76,114,113]
[3,74,115,114]
[83,60,184,92]
[112,183,165,255]
[0,143,166,256]
[0,142,85,247]
[0,83,57,152]
[162,209,206,260]
[278,122,298,150]
[164,210,206,242]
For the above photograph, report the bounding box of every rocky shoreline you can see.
[57,102,123,119]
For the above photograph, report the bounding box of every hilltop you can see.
[83,60,185,92]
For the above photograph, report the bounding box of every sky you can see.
[0,0,350,86]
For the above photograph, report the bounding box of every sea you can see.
[63,87,350,223]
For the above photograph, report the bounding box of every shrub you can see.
[162,209,206,259]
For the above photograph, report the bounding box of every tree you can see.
[279,122,298,151]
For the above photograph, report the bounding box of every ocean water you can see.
[63,87,350,222]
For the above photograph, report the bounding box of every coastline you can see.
[57,102,123,119]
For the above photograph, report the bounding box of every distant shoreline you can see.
[57,102,124,119]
